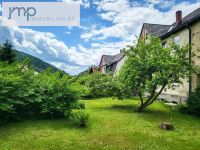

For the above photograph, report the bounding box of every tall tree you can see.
[118,36,195,112]
[0,40,16,64]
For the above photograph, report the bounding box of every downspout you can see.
[187,25,192,95]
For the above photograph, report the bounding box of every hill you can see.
[14,50,59,72]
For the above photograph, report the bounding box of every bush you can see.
[0,63,78,123]
[184,87,200,116]
[70,110,89,127]
[31,69,78,119]
[74,72,120,98]
[72,101,85,110]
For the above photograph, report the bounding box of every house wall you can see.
[99,59,106,74]
[159,20,200,103]
[110,63,117,74]
[140,27,146,40]
[113,56,126,76]
[191,20,200,90]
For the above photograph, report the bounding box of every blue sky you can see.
[0,0,200,75]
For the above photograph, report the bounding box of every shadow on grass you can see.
[91,104,136,114]
[109,105,137,113]
[97,103,174,121]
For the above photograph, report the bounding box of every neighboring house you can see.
[99,52,124,75]
[140,23,171,39]
[114,56,126,75]
[89,66,98,74]
[140,8,200,103]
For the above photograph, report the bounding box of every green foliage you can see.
[0,40,16,64]
[70,110,89,127]
[118,36,195,111]
[0,99,200,149]
[183,86,200,116]
[72,101,86,110]
[0,62,78,123]
[75,72,120,98]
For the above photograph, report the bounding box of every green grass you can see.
[0,98,200,150]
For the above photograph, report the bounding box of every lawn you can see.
[0,98,200,150]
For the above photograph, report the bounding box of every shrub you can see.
[74,72,120,98]
[0,63,78,123]
[70,110,89,127]
[184,87,200,116]
[72,101,85,110]
[31,69,78,118]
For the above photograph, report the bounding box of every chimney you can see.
[176,10,182,25]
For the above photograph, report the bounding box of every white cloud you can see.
[96,0,129,13]
[146,0,175,9]
[0,17,129,75]
[78,25,89,30]
[0,3,2,12]
[100,11,117,21]
[146,0,160,5]
[1,1,200,75]
[160,0,175,9]
[82,0,200,41]
[58,0,90,8]
[65,31,71,35]
[51,62,88,75]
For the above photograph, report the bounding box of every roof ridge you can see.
[161,7,200,38]
[143,23,170,26]
[102,54,115,56]
[181,7,200,21]
[170,7,200,26]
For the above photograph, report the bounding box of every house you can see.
[89,66,98,74]
[98,8,200,103]
[99,52,124,75]
[140,8,200,103]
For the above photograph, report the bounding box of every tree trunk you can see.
[135,101,149,112]
[135,104,146,112]
[135,83,167,112]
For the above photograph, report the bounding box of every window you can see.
[162,41,167,48]
[173,36,180,45]
[106,65,112,73]
[145,33,148,39]
[103,66,106,73]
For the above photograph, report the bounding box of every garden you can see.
[0,98,200,150]
[0,37,200,150]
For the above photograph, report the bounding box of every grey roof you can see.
[142,8,200,39]
[161,7,200,39]
[102,55,115,65]
[143,23,171,37]
[100,53,124,66]
[111,53,124,64]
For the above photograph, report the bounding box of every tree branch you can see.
[147,83,167,106]
[138,93,144,105]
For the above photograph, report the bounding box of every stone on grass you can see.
[160,122,174,130]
